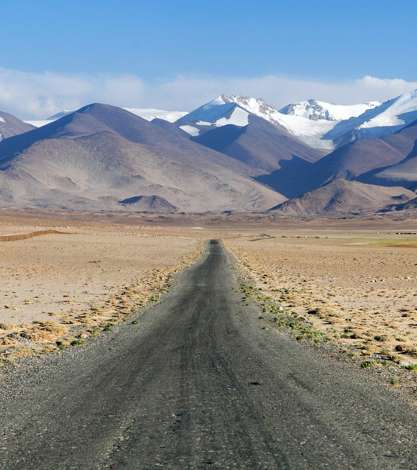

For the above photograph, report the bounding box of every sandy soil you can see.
[0,216,203,362]
[225,228,417,367]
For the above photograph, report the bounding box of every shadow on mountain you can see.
[193,116,322,177]
[256,156,316,198]
[192,124,246,152]
[0,103,284,212]
[358,135,417,190]
[267,178,415,216]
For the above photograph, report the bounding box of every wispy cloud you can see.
[0,68,146,118]
[0,67,416,119]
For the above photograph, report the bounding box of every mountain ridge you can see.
[269,179,415,216]
[0,111,34,141]
[2,89,417,216]
[280,99,380,121]
[0,103,285,212]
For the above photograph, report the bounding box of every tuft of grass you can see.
[390,376,400,387]
[360,360,376,369]
[148,294,160,303]
[402,364,417,371]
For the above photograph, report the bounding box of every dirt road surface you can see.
[1,241,416,469]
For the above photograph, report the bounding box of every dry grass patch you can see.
[226,230,417,369]
[0,218,204,364]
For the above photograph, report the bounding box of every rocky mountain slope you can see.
[0,111,34,141]
[0,103,284,212]
[176,95,336,151]
[269,179,415,216]
[193,115,323,176]
[289,118,417,195]
[3,89,417,216]
[280,99,379,121]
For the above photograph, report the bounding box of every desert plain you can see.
[0,210,204,362]
[0,209,416,391]
[226,224,417,365]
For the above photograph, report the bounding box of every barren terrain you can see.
[0,214,202,362]
[226,227,417,369]
[2,239,416,469]
[1,210,417,382]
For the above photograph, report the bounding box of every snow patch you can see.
[216,107,249,127]
[280,99,380,121]
[125,108,187,122]
[359,90,417,129]
[179,125,200,136]
[325,89,417,143]
[25,120,52,128]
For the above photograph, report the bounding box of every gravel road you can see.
[0,240,416,469]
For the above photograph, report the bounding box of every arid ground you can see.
[0,211,203,362]
[1,210,417,468]
[226,225,417,367]
[1,210,416,381]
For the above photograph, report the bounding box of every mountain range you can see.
[0,89,417,216]
[0,104,283,212]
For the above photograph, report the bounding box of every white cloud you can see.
[0,68,149,118]
[0,67,416,119]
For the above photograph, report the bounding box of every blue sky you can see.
[1,0,417,117]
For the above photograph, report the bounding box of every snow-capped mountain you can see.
[176,96,249,128]
[325,89,417,145]
[26,108,186,128]
[23,90,417,154]
[124,108,187,122]
[178,91,417,152]
[280,99,380,121]
[176,95,337,151]
[359,89,417,130]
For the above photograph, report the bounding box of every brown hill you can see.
[268,179,415,216]
[302,122,417,190]
[0,111,33,140]
[118,195,177,212]
[0,104,284,212]
[271,119,417,197]
[380,196,417,212]
[360,132,417,190]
